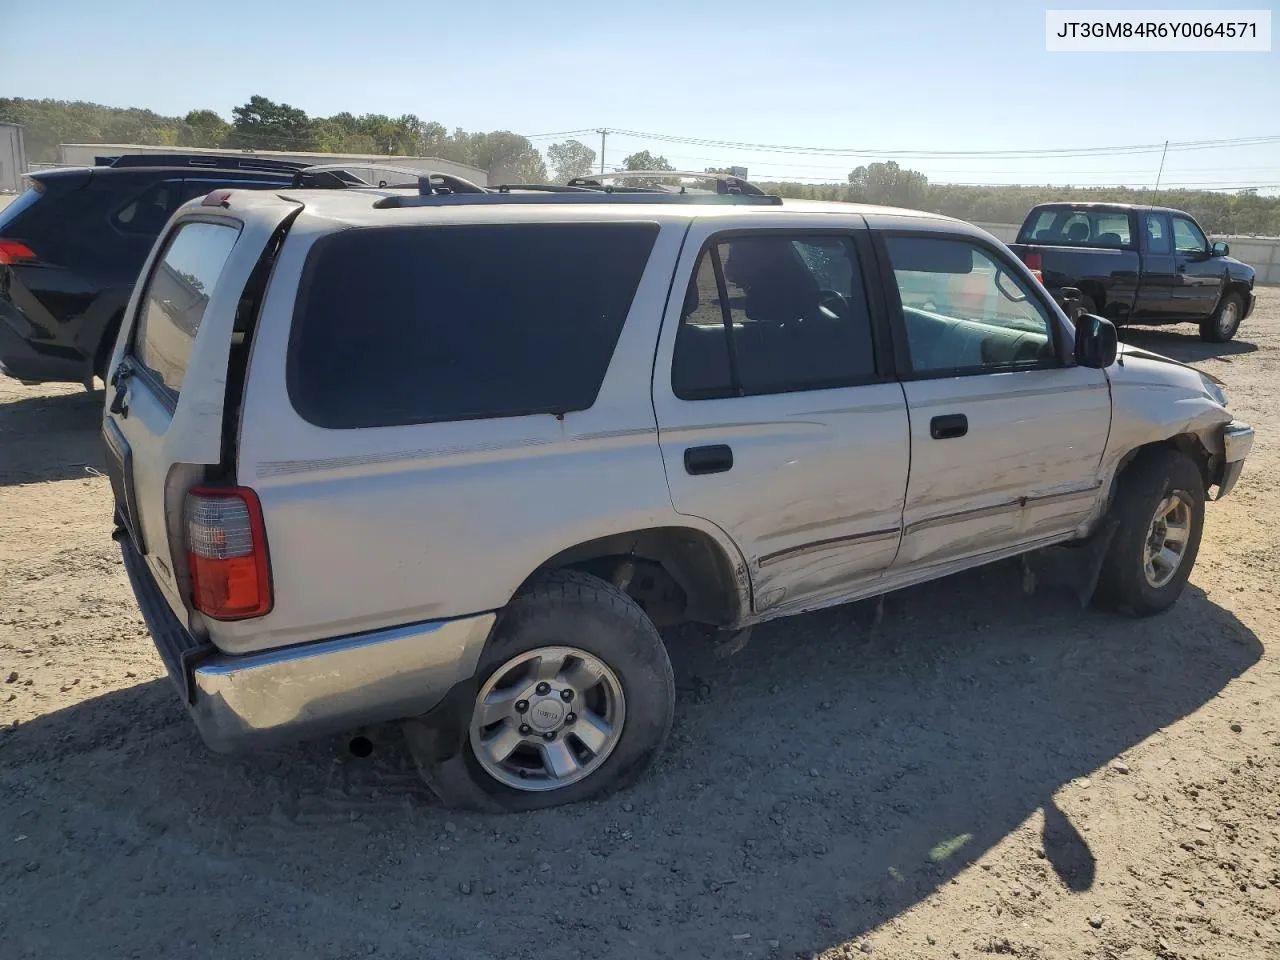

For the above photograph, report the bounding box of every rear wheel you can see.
[407,570,675,811]
[1200,292,1243,343]
[1097,449,1205,617]
[1069,294,1098,322]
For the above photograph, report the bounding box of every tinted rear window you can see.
[0,185,44,233]
[1018,208,1133,247]
[131,220,241,399]
[288,222,659,429]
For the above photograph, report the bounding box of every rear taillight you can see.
[1021,251,1044,284]
[185,487,272,620]
[0,239,36,265]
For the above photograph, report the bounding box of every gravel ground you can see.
[1,296,1278,960]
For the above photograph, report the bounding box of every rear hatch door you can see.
[103,193,300,624]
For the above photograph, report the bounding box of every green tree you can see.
[547,139,597,182]
[621,150,673,171]
[847,160,930,208]
[181,109,230,148]
[463,131,547,183]
[230,95,314,151]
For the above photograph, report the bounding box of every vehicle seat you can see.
[722,239,820,324]
[1095,232,1122,245]
[1066,222,1090,242]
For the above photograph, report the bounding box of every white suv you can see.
[102,173,1254,811]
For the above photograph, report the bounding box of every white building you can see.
[57,143,488,186]
[0,123,27,193]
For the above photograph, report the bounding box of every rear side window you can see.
[113,180,183,235]
[0,184,44,231]
[1143,213,1171,254]
[131,220,240,399]
[288,222,659,429]
[1018,208,1132,248]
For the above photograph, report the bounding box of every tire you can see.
[1200,291,1243,343]
[1070,294,1098,323]
[407,570,675,811]
[1097,449,1205,617]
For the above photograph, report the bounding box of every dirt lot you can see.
[2,298,1278,960]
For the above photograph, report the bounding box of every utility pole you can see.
[597,128,608,175]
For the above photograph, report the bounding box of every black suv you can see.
[0,154,311,386]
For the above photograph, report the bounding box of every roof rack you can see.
[371,169,782,208]
[494,183,600,193]
[291,163,488,193]
[107,153,310,173]
[374,191,782,209]
[567,170,770,197]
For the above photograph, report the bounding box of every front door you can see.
[1170,215,1226,319]
[876,231,1112,571]
[651,218,910,614]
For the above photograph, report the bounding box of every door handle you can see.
[684,444,733,475]
[930,413,968,440]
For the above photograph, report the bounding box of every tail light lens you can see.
[0,239,36,265]
[186,487,272,620]
[1021,251,1044,283]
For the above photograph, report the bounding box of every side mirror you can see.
[1074,313,1118,369]
[1211,240,1230,257]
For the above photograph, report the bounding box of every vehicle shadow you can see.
[0,388,105,486]
[1120,327,1258,364]
[0,565,1262,960]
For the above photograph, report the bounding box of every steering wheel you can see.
[817,289,851,321]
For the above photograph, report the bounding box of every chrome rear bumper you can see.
[191,614,494,752]
[117,527,493,752]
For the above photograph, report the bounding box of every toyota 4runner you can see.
[102,173,1254,811]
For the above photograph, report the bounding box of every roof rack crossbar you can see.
[567,170,769,197]
[494,183,601,193]
[288,164,487,193]
[107,153,311,173]
[416,172,488,195]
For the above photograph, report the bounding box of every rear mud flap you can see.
[401,677,509,812]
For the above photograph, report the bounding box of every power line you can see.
[520,128,599,141]
[601,128,1280,160]
[643,149,1280,178]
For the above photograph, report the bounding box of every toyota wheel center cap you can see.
[528,697,566,732]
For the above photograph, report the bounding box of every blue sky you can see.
[3,0,1277,190]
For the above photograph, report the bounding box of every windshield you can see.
[1018,207,1134,248]
[0,184,44,234]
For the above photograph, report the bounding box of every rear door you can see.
[1133,210,1176,321]
[103,197,298,622]
[651,215,910,615]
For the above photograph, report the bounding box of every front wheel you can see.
[1097,450,1205,617]
[407,570,675,811]
[1200,292,1243,343]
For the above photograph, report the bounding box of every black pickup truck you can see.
[1008,202,1256,343]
